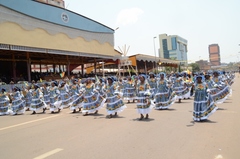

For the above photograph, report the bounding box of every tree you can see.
[189,63,200,72]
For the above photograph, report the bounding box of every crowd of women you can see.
[0,70,235,121]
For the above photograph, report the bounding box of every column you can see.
[12,53,16,83]
[26,52,31,82]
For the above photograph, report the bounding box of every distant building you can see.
[195,60,211,72]
[159,34,188,65]
[36,0,65,8]
[209,44,221,66]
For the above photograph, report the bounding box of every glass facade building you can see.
[159,34,188,64]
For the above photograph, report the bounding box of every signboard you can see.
[120,60,132,66]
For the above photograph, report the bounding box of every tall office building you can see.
[159,34,188,64]
[209,44,221,66]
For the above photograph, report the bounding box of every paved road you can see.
[1,75,240,159]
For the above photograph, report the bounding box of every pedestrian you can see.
[59,81,72,109]
[103,77,127,118]
[0,88,10,115]
[136,74,154,120]
[69,79,83,113]
[193,75,218,121]
[154,72,176,110]
[81,78,105,116]
[49,81,62,113]
[30,84,46,114]
[9,87,25,115]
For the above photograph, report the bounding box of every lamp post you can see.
[153,36,157,73]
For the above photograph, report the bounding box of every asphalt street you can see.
[0,74,240,159]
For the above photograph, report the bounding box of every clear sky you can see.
[64,0,240,63]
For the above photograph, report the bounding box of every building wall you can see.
[209,44,221,66]
[196,60,211,72]
[0,0,114,33]
[0,3,118,57]
[159,34,188,63]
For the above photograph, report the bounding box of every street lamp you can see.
[153,36,157,73]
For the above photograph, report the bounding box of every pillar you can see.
[12,53,16,83]
[26,52,31,82]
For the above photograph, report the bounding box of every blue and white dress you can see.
[81,83,106,114]
[154,79,176,110]
[30,88,46,112]
[211,76,231,104]
[59,85,72,108]
[42,87,50,108]
[95,82,105,97]
[182,76,192,99]
[22,89,32,110]
[70,84,83,111]
[193,82,218,121]
[136,82,154,114]
[172,77,190,100]
[103,82,126,115]
[123,81,136,101]
[0,92,10,115]
[9,91,25,115]
[148,78,157,98]
[49,86,62,112]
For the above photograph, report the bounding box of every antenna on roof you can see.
[66,3,70,9]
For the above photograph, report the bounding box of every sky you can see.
[64,0,240,63]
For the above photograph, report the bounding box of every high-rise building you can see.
[209,44,221,66]
[159,34,188,64]
[36,0,65,8]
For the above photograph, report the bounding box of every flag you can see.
[60,72,65,78]
[40,78,43,83]
[95,75,99,83]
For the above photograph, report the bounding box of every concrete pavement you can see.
[0,74,240,159]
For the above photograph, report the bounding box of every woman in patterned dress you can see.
[172,73,190,103]
[70,79,83,113]
[103,77,127,118]
[154,72,176,110]
[148,73,157,99]
[81,78,106,116]
[30,84,46,114]
[95,78,105,98]
[0,88,10,115]
[211,71,231,104]
[182,72,192,99]
[193,75,218,121]
[136,74,154,120]
[9,87,25,115]
[42,83,50,109]
[123,76,136,103]
[22,85,32,111]
[49,81,62,113]
[59,81,73,109]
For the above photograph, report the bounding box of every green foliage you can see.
[189,63,200,72]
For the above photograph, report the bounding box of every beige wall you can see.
[0,22,117,56]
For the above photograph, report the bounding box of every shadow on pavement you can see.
[186,119,217,127]
[155,108,176,111]
[103,115,126,119]
[217,108,227,111]
[131,118,155,122]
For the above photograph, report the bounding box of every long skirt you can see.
[193,94,218,121]
[136,92,154,114]
[82,92,106,114]
[10,99,25,115]
[50,95,62,112]
[154,90,176,110]
[106,94,126,115]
